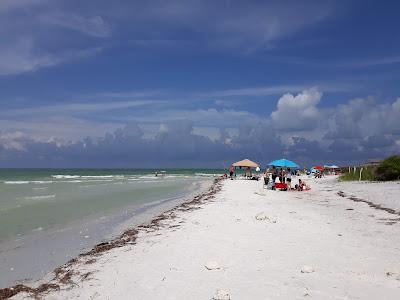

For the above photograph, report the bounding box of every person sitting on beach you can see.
[295,179,310,191]
[295,179,303,191]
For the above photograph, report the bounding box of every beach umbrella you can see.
[232,158,259,168]
[268,158,299,168]
[313,166,324,171]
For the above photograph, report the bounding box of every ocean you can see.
[0,168,222,288]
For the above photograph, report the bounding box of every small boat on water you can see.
[155,170,167,177]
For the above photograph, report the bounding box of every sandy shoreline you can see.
[2,176,400,299]
[0,179,214,290]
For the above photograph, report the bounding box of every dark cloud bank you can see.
[1,89,399,168]
[1,118,399,169]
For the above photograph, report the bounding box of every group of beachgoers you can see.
[224,165,310,191]
[263,166,310,191]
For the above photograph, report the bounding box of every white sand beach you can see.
[6,176,400,299]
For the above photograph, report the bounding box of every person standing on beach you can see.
[286,168,292,190]
[278,168,284,183]
[246,166,252,178]
[272,166,278,183]
[263,168,270,186]
[229,165,235,180]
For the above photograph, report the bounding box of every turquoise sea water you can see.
[0,169,222,242]
[0,169,223,287]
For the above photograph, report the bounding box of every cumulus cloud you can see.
[325,97,400,140]
[271,88,322,131]
[1,91,400,167]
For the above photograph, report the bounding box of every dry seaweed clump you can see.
[0,283,60,300]
[80,228,138,257]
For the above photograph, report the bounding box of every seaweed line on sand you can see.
[337,191,400,219]
[0,178,222,300]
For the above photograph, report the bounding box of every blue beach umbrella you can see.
[268,158,299,168]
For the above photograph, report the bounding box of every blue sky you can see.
[0,0,399,167]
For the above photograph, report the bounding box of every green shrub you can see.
[339,166,375,181]
[375,155,400,181]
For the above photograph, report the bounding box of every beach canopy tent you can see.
[313,166,324,171]
[268,158,299,168]
[324,165,339,169]
[232,159,260,168]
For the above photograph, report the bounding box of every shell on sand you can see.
[212,289,230,300]
[255,212,277,223]
[255,212,268,220]
[301,265,315,273]
[205,261,221,270]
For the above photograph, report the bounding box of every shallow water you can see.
[0,169,221,287]
[0,169,222,242]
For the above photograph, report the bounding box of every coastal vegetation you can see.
[340,155,400,181]
[375,155,400,181]
[340,166,375,181]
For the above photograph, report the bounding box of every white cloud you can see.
[118,108,264,130]
[0,117,122,144]
[0,130,29,150]
[204,85,308,97]
[0,37,102,75]
[0,100,160,117]
[325,97,400,140]
[0,1,335,75]
[101,0,334,52]
[41,13,111,38]
[1,84,400,167]
[0,0,45,13]
[271,88,322,130]
[0,37,56,75]
[203,83,352,98]
[338,56,400,68]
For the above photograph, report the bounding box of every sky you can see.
[0,0,400,168]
